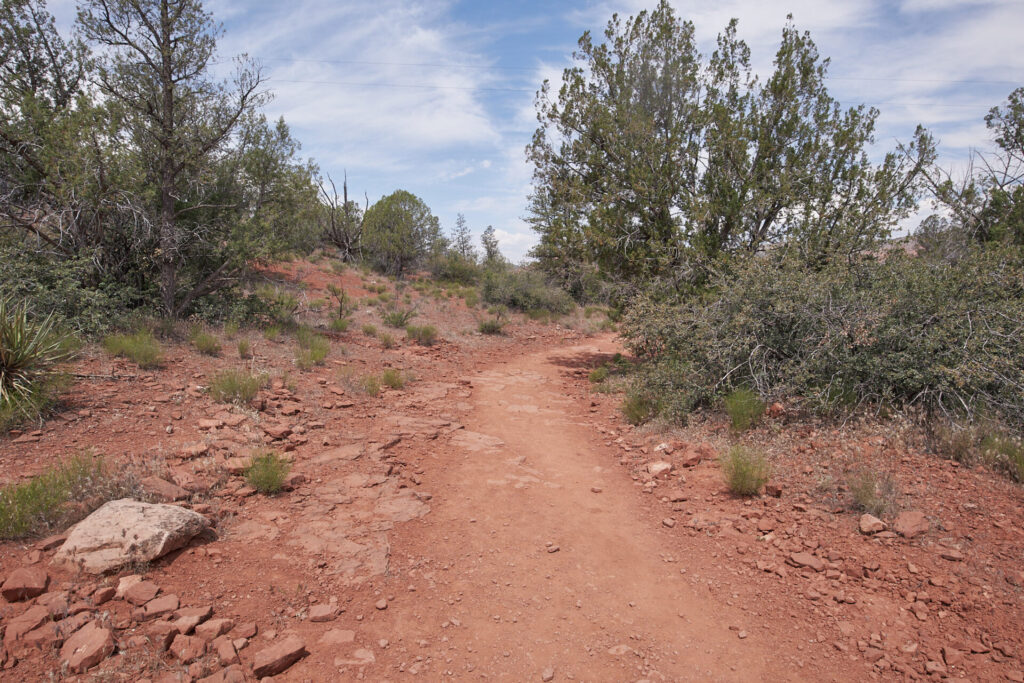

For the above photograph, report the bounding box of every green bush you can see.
[0,453,137,539]
[622,390,655,425]
[209,369,267,404]
[622,245,1024,429]
[430,252,481,285]
[848,468,900,516]
[381,306,416,328]
[724,388,765,431]
[295,328,329,370]
[245,451,290,494]
[103,330,162,368]
[329,316,350,333]
[480,268,574,316]
[406,324,438,346]
[361,374,381,397]
[478,318,505,335]
[381,368,404,389]
[190,330,221,356]
[0,297,76,429]
[237,339,252,359]
[589,366,609,383]
[379,332,396,349]
[361,323,378,337]
[720,446,770,496]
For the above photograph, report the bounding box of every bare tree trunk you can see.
[158,0,176,316]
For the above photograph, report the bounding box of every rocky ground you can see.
[1,261,1023,681]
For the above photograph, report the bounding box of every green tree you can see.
[362,190,440,276]
[923,87,1024,247]
[528,2,933,286]
[77,0,267,316]
[319,171,363,262]
[451,213,476,261]
[481,225,502,266]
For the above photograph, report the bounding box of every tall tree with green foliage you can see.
[527,2,934,287]
[480,225,502,266]
[451,213,476,262]
[77,0,268,316]
[361,190,440,276]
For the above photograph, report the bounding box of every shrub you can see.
[480,268,574,316]
[622,390,655,425]
[381,368,404,389]
[295,329,330,370]
[361,323,378,337]
[103,330,162,368]
[720,446,770,496]
[209,369,267,404]
[724,388,765,431]
[0,297,76,428]
[406,324,438,346]
[0,453,137,539]
[329,316,350,333]
[478,318,505,335]
[237,339,252,359]
[463,290,480,308]
[263,325,282,342]
[190,330,221,356]
[381,306,416,328]
[223,320,240,337]
[255,286,299,326]
[379,332,396,349]
[981,432,1024,482]
[589,366,609,383]
[361,374,381,397]
[848,468,900,517]
[326,284,353,318]
[623,245,1024,429]
[245,451,290,494]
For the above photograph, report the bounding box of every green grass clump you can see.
[102,330,162,368]
[589,366,609,383]
[406,324,438,346]
[190,330,221,356]
[381,306,416,328]
[209,369,267,404]
[361,374,381,397]
[245,451,291,495]
[381,368,404,389]
[1,297,76,431]
[263,325,282,342]
[294,327,330,369]
[980,432,1024,481]
[0,453,135,539]
[361,323,378,337]
[848,468,900,516]
[622,390,655,425]
[237,339,252,359]
[721,445,770,496]
[329,316,350,333]
[379,332,396,349]
[478,318,505,335]
[724,388,765,431]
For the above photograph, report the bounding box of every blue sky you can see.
[49,0,1024,261]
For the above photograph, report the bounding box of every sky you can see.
[48,0,1024,261]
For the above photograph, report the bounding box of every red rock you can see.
[893,510,929,538]
[35,533,67,551]
[23,623,60,649]
[1,566,49,601]
[646,461,673,477]
[124,580,160,605]
[141,476,189,502]
[767,402,785,418]
[232,622,257,639]
[198,665,247,683]
[941,646,964,667]
[181,443,209,458]
[197,418,223,430]
[308,604,337,622]
[859,514,887,534]
[788,552,825,572]
[93,586,116,605]
[59,621,114,673]
[147,620,180,650]
[252,636,307,677]
[169,634,207,663]
[940,548,964,562]
[3,605,50,649]
[764,484,783,498]
[144,594,180,618]
[195,618,234,641]
[37,591,70,618]
[213,635,239,665]
[262,423,292,440]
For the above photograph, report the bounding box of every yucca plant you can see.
[0,297,76,407]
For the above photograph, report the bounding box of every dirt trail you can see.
[383,337,791,681]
